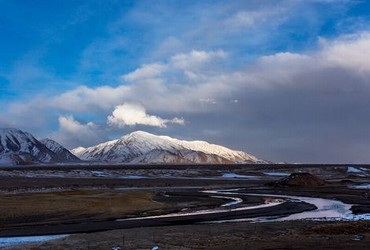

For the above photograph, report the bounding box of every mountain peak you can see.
[123,130,154,139]
[0,128,57,165]
[0,128,80,166]
[0,128,23,133]
[129,130,152,136]
[74,131,264,164]
[0,128,34,139]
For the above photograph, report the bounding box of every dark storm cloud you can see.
[227,67,370,163]
[188,37,370,163]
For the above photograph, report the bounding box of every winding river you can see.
[119,188,370,223]
[205,189,370,223]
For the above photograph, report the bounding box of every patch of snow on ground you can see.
[349,184,370,189]
[119,175,147,179]
[263,172,289,177]
[343,214,370,221]
[0,235,68,247]
[222,173,258,179]
[91,170,110,177]
[347,167,363,173]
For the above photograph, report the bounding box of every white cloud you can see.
[8,34,370,121]
[52,115,104,148]
[122,50,227,82]
[259,52,312,66]
[107,103,185,128]
[170,50,227,71]
[58,115,96,134]
[245,32,370,88]
[224,8,285,30]
[52,85,131,112]
[122,63,167,81]
[320,32,370,72]
[46,50,229,114]
[225,11,260,28]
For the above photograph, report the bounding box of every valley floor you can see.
[0,164,369,249]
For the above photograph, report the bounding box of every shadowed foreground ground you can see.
[6,220,370,250]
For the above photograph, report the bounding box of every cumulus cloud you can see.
[107,103,185,128]
[43,50,228,115]
[122,50,227,83]
[58,115,96,133]
[52,115,104,148]
[320,33,370,72]
[52,85,131,112]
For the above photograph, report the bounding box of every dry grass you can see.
[0,190,164,226]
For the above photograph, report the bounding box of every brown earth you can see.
[273,172,326,187]
[6,220,370,250]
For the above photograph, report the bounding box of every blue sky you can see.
[1,0,370,163]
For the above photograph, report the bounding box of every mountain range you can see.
[0,128,264,165]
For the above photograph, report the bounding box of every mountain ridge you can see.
[72,130,264,164]
[0,128,80,165]
[40,138,81,162]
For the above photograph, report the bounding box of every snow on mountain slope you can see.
[71,146,86,156]
[72,131,264,164]
[72,139,119,161]
[130,149,235,164]
[40,138,80,162]
[0,128,60,165]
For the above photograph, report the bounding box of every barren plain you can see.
[0,164,369,249]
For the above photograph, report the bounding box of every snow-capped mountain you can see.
[0,128,79,165]
[40,138,80,162]
[72,131,264,164]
